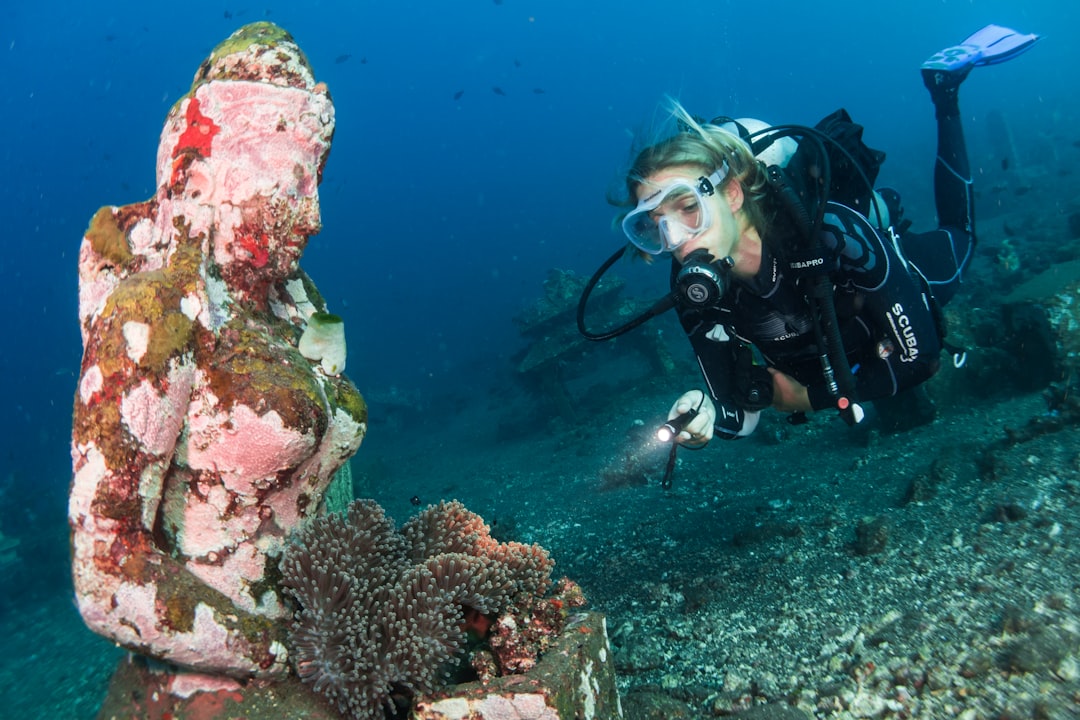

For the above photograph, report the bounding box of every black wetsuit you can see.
[676,88,974,438]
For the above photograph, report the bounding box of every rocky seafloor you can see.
[366,369,1080,720]
[3,357,1078,719]
[5,231,1079,719]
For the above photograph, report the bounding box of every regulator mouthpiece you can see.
[674,251,733,308]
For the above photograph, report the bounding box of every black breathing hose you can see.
[576,245,675,342]
[764,135,861,422]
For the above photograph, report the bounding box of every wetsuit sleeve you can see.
[810,208,943,409]
[677,308,760,438]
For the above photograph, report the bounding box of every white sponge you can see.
[299,312,347,375]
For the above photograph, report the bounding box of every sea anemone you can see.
[279,498,554,719]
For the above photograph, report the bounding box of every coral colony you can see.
[280,499,580,719]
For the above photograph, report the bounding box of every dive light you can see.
[657,408,698,443]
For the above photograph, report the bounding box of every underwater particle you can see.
[996,237,1020,273]
[453,90,464,100]
[298,312,347,375]
[492,86,506,96]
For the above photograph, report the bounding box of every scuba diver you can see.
[581,24,1039,446]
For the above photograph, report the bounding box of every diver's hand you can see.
[667,390,716,447]
[768,368,812,413]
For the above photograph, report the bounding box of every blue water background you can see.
[1,0,1076,609]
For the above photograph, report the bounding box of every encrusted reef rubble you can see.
[513,268,675,423]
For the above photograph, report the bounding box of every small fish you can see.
[360,56,367,64]
[224,10,232,19]
[1001,157,1009,170]
[453,90,465,100]
[532,88,545,94]
[493,0,503,4]
[492,86,506,96]
[335,54,352,64]
[513,58,522,68]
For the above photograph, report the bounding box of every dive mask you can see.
[622,164,728,255]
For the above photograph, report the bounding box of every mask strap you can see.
[697,162,729,196]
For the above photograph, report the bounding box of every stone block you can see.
[414,612,623,720]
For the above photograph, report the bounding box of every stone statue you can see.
[68,22,366,680]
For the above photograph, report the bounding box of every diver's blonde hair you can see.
[622,100,772,235]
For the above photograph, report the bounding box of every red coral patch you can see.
[173,97,220,160]
[169,97,221,187]
[235,225,270,268]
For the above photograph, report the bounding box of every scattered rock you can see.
[992,501,1029,523]
[853,516,890,556]
[732,522,804,547]
[622,689,696,719]
[999,627,1073,674]
[730,703,814,719]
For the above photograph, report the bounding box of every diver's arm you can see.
[666,390,716,446]
[680,313,760,439]
[770,368,811,412]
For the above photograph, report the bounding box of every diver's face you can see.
[636,165,739,264]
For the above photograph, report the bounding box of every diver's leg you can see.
[922,73,974,234]
[909,36,991,304]
[918,25,1040,249]
[892,74,976,307]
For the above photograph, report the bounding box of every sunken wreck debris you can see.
[512,269,676,423]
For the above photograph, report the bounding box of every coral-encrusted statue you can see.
[68,22,366,680]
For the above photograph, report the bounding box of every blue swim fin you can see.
[964,24,1041,66]
[922,24,1040,75]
